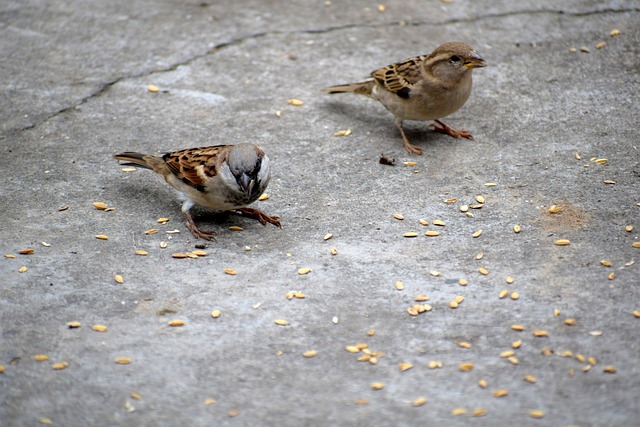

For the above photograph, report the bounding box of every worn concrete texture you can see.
[1,0,639,426]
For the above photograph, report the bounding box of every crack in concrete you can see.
[4,6,637,140]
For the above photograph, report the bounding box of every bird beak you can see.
[464,52,487,69]
[240,173,255,196]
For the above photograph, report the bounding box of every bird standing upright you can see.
[114,143,280,240]
[322,42,487,155]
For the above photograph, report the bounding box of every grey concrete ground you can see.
[1,0,639,425]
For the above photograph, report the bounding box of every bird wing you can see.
[371,55,426,98]
[163,146,227,192]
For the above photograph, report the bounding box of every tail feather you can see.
[321,81,375,97]
[114,152,163,171]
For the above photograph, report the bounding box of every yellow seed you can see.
[475,195,485,203]
[354,399,369,405]
[66,321,81,328]
[95,234,109,240]
[229,226,244,231]
[459,205,469,212]
[484,182,497,187]
[506,276,515,284]
[478,267,489,275]
[508,356,519,365]
[34,354,49,362]
[228,408,240,417]
[564,318,576,326]
[632,242,640,248]
[610,28,621,36]
[500,350,515,358]
[429,270,441,277]
[393,213,405,220]
[588,356,597,366]
[208,310,221,319]
[512,340,522,349]
[472,408,488,417]
[451,408,467,415]
[554,239,571,246]
[38,417,53,425]
[510,292,519,300]
[345,346,360,353]
[298,267,312,275]
[428,360,442,369]
[419,219,429,225]
[4,254,16,258]
[204,398,216,406]
[91,324,108,332]
[371,382,385,390]
[554,308,561,317]
[358,355,371,362]
[532,329,549,337]
[18,248,35,255]
[303,350,317,358]
[403,161,417,167]
[147,84,159,92]
[288,98,304,106]
[475,252,484,260]
[513,225,521,233]
[575,152,581,160]
[433,219,445,226]
[424,230,440,237]
[172,253,188,258]
[459,362,474,372]
[499,290,509,299]
[523,375,537,383]
[511,324,525,331]
[541,348,554,356]
[575,354,586,363]
[114,274,124,284]
[600,259,612,267]
[18,266,28,273]
[582,364,592,372]
[92,201,108,210]
[411,396,426,407]
[472,229,483,238]
[144,228,159,235]
[415,295,429,302]
[224,268,237,275]
[168,319,185,327]
[608,272,615,280]
[366,329,376,337]
[595,158,608,165]
[322,233,333,241]
[258,193,270,201]
[407,307,418,316]
[633,310,640,318]
[478,379,488,388]
[458,341,471,348]
[625,225,633,232]
[603,366,617,374]
[454,295,464,304]
[399,362,413,372]
[458,278,468,286]
[560,350,574,358]
[191,250,207,257]
[334,129,352,136]
[135,250,148,256]
[115,357,132,365]
[274,319,289,326]
[52,362,69,370]
[403,232,418,237]
[493,389,508,397]
[548,205,564,213]
[529,410,545,418]
[159,242,168,248]
[395,281,404,290]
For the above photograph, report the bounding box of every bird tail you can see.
[321,81,375,97]
[114,152,165,172]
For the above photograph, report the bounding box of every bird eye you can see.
[450,55,461,63]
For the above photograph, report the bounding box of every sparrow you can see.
[322,41,487,155]
[114,143,280,240]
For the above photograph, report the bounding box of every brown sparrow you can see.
[322,41,487,155]
[114,143,280,240]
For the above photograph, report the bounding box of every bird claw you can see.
[431,120,474,140]
[236,208,282,228]
[185,212,217,240]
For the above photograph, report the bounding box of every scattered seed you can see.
[95,235,109,240]
[334,129,352,136]
[595,41,606,49]
[224,268,237,275]
[506,276,515,284]
[499,290,509,299]
[419,219,429,225]
[429,270,441,277]
[529,410,545,418]
[588,356,597,366]
[18,266,28,273]
[632,242,640,248]
[159,241,168,248]
[500,350,515,358]
[459,362,474,372]
[354,399,369,405]
[371,382,385,390]
[303,350,317,358]
[433,219,445,226]
[478,268,489,275]
[476,195,485,203]
[564,318,576,326]
[115,357,132,365]
[523,375,537,383]
[511,324,525,331]
[548,205,564,213]
[424,230,440,237]
[513,225,522,233]
[228,225,244,231]
[532,329,549,337]
[204,398,217,406]
[415,295,429,302]
[52,362,69,370]
[459,205,469,212]
[34,354,49,362]
[322,233,333,242]
[603,366,617,374]
[393,213,404,220]
[274,319,289,326]
[66,321,81,328]
[458,278,468,286]
[428,360,443,369]
[478,379,488,388]
[625,225,633,232]
[541,348,554,356]
[38,418,53,425]
[451,408,467,416]
[134,250,148,256]
[493,389,509,397]
[554,239,571,246]
[92,324,108,332]
[412,396,426,407]
[610,28,621,36]
[403,232,418,237]
[633,310,640,318]
[608,272,616,280]
[580,46,590,53]
[508,356,519,365]
[228,408,240,417]
[211,310,222,318]
[114,274,124,284]
[4,254,16,258]
[168,319,185,327]
[512,340,522,349]
[560,350,574,358]
[145,229,159,235]
[472,408,488,417]
[575,354,586,363]
[288,98,304,106]
[472,229,483,238]
[458,341,472,348]
[399,362,414,372]
[147,84,159,92]
[475,252,483,260]
[510,292,519,300]
[403,161,417,167]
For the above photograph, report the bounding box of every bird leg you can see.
[236,208,282,228]
[431,119,474,140]
[395,120,423,155]
[184,211,217,240]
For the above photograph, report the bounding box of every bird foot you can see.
[236,208,282,228]
[396,121,423,155]
[431,120,474,140]
[185,212,217,241]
